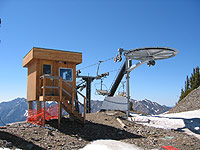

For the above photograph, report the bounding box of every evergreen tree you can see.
[195,66,200,88]
[179,66,200,102]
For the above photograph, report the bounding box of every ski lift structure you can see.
[112,47,179,117]
[76,47,178,115]
[76,60,110,113]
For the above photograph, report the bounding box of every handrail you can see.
[62,88,72,97]
[63,80,72,88]
[40,75,87,99]
[40,75,60,80]
[40,75,86,122]
[41,86,59,89]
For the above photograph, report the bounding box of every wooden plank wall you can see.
[54,61,76,100]
[27,60,37,101]
[35,60,76,101]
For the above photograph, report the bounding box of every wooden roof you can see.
[23,47,82,67]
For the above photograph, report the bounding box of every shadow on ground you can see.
[47,117,143,141]
[145,115,200,135]
[176,118,200,134]
[0,130,45,150]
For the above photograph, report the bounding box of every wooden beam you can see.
[22,48,34,67]
[39,96,65,101]
[36,100,42,113]
[116,118,126,128]
[43,101,46,126]
[58,77,63,128]
[43,76,46,126]
[58,101,61,128]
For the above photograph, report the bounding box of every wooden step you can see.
[39,96,65,101]
[61,99,84,122]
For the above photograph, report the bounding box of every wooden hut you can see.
[23,47,86,126]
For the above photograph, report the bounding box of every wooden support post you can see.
[28,101,33,110]
[43,101,46,126]
[58,77,63,128]
[36,100,42,121]
[43,76,46,126]
[28,101,33,117]
[36,101,42,113]
[38,73,41,97]
[58,101,61,128]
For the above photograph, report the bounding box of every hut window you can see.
[59,68,73,81]
[43,64,51,75]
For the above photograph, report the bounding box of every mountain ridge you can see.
[0,97,171,126]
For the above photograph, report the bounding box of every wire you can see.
[109,68,121,73]
[78,57,114,70]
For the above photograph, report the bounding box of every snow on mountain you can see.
[0,98,28,126]
[130,99,171,115]
[0,97,170,126]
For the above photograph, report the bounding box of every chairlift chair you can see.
[95,79,109,96]
[118,81,126,97]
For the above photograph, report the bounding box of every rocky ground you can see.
[169,86,200,113]
[0,111,200,150]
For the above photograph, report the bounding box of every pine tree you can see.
[186,75,190,92]
[179,66,200,102]
[195,66,200,89]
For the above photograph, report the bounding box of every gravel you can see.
[0,111,199,150]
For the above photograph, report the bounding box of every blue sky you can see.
[0,0,199,106]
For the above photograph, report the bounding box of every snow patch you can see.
[80,140,143,150]
[129,109,200,139]
[24,110,28,117]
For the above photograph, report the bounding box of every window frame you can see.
[43,64,52,75]
[59,67,73,82]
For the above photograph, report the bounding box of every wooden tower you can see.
[23,47,86,126]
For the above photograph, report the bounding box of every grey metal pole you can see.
[126,58,130,118]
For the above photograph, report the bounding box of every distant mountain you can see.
[91,100,103,113]
[0,98,28,126]
[0,98,58,126]
[0,97,170,126]
[130,99,171,115]
[0,98,103,126]
[92,98,171,115]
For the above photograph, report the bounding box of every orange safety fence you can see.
[27,104,58,125]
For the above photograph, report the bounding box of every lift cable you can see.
[78,57,114,71]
